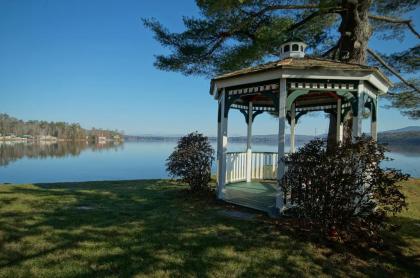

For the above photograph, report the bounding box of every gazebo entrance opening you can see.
[224,110,279,214]
[211,41,390,216]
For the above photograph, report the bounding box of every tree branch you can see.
[367,48,420,92]
[286,11,321,32]
[266,4,319,10]
[198,4,342,61]
[322,44,338,58]
[255,3,341,18]
[368,14,420,39]
[265,4,344,11]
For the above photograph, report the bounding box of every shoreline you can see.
[1,177,418,186]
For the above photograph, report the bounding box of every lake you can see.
[0,141,419,184]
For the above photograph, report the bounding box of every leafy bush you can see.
[166,132,214,192]
[281,136,409,239]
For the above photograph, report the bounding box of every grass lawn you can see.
[0,179,419,277]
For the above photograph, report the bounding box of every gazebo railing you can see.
[226,152,247,183]
[226,152,278,183]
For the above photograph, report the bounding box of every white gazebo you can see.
[210,41,392,215]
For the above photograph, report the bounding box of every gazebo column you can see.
[336,98,342,144]
[290,102,296,153]
[276,78,287,211]
[371,97,378,141]
[217,89,228,199]
[246,101,253,182]
[352,82,364,141]
[216,98,221,185]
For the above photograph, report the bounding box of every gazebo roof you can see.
[210,57,392,96]
[212,57,388,81]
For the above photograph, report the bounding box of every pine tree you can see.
[144,0,419,140]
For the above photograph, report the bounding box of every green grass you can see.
[0,179,419,277]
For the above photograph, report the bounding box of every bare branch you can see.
[367,48,420,92]
[368,14,420,39]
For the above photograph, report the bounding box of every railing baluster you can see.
[234,153,237,181]
[225,152,279,183]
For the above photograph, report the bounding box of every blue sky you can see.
[0,0,418,136]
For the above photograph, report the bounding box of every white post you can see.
[336,98,342,144]
[290,102,296,153]
[371,97,378,141]
[276,78,287,211]
[217,89,228,199]
[246,101,253,182]
[352,82,363,141]
[216,98,222,185]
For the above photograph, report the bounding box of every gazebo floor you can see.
[223,180,278,216]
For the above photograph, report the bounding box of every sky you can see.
[0,0,418,136]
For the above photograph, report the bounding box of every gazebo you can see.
[210,41,392,215]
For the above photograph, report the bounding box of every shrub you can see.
[280,136,409,239]
[166,132,214,192]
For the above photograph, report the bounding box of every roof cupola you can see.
[279,41,307,59]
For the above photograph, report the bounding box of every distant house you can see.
[21,135,33,141]
[97,136,107,143]
[0,134,29,142]
[37,135,58,141]
[2,135,12,141]
[112,135,122,141]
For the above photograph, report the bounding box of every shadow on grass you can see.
[0,180,418,277]
[0,180,315,276]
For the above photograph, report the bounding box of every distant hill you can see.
[125,134,319,145]
[382,126,420,133]
[124,135,180,142]
[228,134,316,145]
[378,131,420,145]
[125,126,420,154]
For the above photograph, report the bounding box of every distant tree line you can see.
[0,113,123,141]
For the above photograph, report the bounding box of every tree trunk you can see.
[337,0,372,64]
[327,0,372,147]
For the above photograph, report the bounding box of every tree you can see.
[281,137,409,239]
[145,0,419,142]
[166,132,215,192]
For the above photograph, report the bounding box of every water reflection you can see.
[0,141,123,167]
[0,141,418,184]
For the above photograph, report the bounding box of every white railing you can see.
[226,152,247,183]
[226,152,278,183]
[251,152,278,180]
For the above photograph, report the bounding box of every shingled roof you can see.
[212,56,389,82]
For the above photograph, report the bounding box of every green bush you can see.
[281,136,409,239]
[166,132,214,192]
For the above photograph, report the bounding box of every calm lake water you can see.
[0,141,419,184]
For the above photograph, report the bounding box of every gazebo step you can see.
[224,197,273,213]
[225,189,275,201]
[224,196,279,218]
[223,181,278,215]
